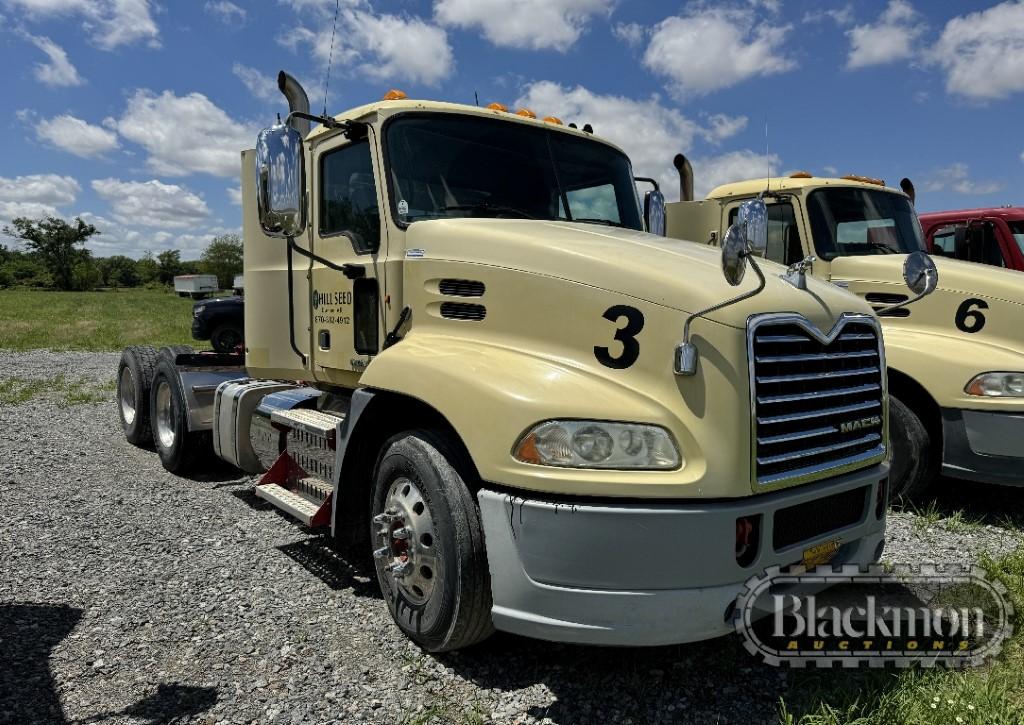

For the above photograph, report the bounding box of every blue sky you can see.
[0,0,1022,258]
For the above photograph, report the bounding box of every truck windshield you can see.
[385,114,643,230]
[1009,221,1024,257]
[806,187,925,260]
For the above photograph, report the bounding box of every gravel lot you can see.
[2,350,1021,725]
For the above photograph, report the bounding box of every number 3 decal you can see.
[955,298,988,333]
[595,305,644,369]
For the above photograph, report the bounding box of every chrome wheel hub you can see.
[119,367,136,426]
[154,380,175,450]
[373,477,438,605]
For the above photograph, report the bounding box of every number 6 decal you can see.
[955,298,988,333]
[595,305,644,369]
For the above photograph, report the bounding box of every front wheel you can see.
[371,430,493,652]
[888,396,938,503]
[149,357,211,474]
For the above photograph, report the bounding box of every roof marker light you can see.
[842,174,886,186]
[487,102,508,112]
[543,116,563,125]
[789,171,812,178]
[382,89,407,101]
[516,108,537,118]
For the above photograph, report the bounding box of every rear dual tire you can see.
[149,356,211,474]
[117,345,159,446]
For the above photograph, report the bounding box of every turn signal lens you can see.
[515,108,536,118]
[382,89,407,100]
[487,102,508,112]
[965,372,1024,397]
[513,420,681,470]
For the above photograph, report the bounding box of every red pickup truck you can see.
[919,206,1024,271]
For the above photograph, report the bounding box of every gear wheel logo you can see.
[733,563,1014,668]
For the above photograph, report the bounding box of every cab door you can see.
[309,134,386,383]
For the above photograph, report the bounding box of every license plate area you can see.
[802,538,841,567]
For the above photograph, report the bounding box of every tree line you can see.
[0,216,242,291]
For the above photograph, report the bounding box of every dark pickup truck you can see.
[192,296,244,353]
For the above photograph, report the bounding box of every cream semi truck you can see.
[115,72,916,651]
[666,164,1023,500]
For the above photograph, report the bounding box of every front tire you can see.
[371,430,493,652]
[117,345,158,446]
[888,395,937,502]
[149,357,210,474]
[210,323,243,353]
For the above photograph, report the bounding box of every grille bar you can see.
[749,315,886,486]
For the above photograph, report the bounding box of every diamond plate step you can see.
[255,483,321,527]
[270,408,344,439]
[294,476,332,502]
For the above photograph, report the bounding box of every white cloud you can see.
[24,34,83,87]
[929,1,1024,100]
[6,0,159,49]
[515,81,706,199]
[232,63,279,101]
[435,0,612,51]
[344,9,454,86]
[204,0,245,24]
[0,173,80,227]
[35,114,119,158]
[803,5,854,26]
[691,150,779,199]
[612,21,645,47]
[846,0,924,70]
[114,89,256,177]
[91,178,211,228]
[703,113,748,143]
[227,186,242,205]
[643,7,796,96]
[923,163,1003,195]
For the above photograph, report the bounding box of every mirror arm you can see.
[874,286,930,316]
[675,255,766,376]
[284,111,368,139]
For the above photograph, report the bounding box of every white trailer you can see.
[173,274,219,299]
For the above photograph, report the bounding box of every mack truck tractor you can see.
[666,164,1022,501]
[115,72,913,651]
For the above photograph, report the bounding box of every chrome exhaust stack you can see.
[673,153,694,202]
[278,70,310,137]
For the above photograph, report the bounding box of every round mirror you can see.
[903,251,938,296]
[737,199,768,254]
[721,224,748,286]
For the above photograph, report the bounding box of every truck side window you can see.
[932,226,958,256]
[320,141,380,251]
[728,202,802,265]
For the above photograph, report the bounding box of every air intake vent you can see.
[773,485,869,550]
[439,279,485,297]
[440,302,486,321]
[749,316,885,486]
[864,292,910,318]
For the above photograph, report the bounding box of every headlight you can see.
[193,305,205,317]
[965,372,1024,397]
[513,420,681,470]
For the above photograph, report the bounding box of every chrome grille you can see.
[749,314,885,486]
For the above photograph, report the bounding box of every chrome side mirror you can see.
[721,224,748,286]
[644,189,666,236]
[876,251,939,316]
[255,124,306,238]
[736,198,768,255]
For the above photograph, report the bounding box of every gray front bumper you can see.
[478,463,888,646]
[942,408,1024,486]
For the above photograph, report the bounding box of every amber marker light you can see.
[382,89,407,100]
[487,102,509,112]
[543,116,563,125]
[515,108,537,118]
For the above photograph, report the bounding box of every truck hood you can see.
[830,254,1024,307]
[405,218,874,330]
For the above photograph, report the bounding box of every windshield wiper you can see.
[867,240,900,254]
[572,217,628,228]
[440,203,536,219]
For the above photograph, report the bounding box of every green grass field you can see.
[0,288,196,351]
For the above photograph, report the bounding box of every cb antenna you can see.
[322,0,341,117]
[765,113,770,194]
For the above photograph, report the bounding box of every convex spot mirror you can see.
[903,250,938,296]
[721,224,748,286]
[255,124,305,238]
[644,189,666,236]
